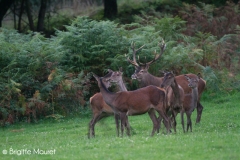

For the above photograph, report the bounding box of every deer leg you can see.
[181,110,185,133]
[119,113,127,137]
[171,111,177,133]
[89,112,109,138]
[196,102,203,123]
[148,108,159,136]
[88,123,93,138]
[190,117,192,132]
[157,115,162,133]
[124,116,131,136]
[186,112,192,132]
[88,113,100,138]
[88,118,94,138]
[152,109,160,133]
[157,109,170,134]
[159,108,172,133]
[114,113,120,137]
[95,112,111,122]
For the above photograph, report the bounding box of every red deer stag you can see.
[92,73,170,137]
[88,68,129,138]
[160,71,185,133]
[127,41,206,124]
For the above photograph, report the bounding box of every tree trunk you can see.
[37,0,48,32]
[18,0,25,32]
[0,0,15,27]
[13,2,17,29]
[103,0,117,19]
[25,0,34,31]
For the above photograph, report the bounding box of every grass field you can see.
[0,92,239,160]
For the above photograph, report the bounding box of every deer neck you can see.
[171,79,181,100]
[141,73,163,87]
[116,78,127,91]
[99,78,117,108]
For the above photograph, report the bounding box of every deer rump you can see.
[90,92,113,114]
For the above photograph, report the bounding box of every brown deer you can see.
[127,41,206,124]
[88,68,128,138]
[160,71,185,133]
[183,74,200,132]
[92,72,170,137]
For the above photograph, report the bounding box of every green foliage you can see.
[0,28,90,124]
[56,17,129,74]
[1,1,240,125]
[117,0,181,23]
[44,13,72,37]
[155,16,186,41]
[202,66,219,91]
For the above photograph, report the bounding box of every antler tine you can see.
[130,42,137,63]
[126,56,139,67]
[145,40,166,66]
[159,70,167,76]
[159,39,166,51]
[137,55,146,66]
[135,44,145,52]
[130,42,145,65]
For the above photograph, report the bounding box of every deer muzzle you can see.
[131,74,137,79]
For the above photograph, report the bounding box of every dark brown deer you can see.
[160,71,185,133]
[161,72,201,132]
[183,74,200,132]
[127,41,206,124]
[88,68,128,138]
[92,73,170,137]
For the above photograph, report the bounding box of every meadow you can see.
[0,91,239,160]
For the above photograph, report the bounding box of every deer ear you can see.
[159,70,165,76]
[184,74,191,81]
[171,71,175,75]
[197,73,201,80]
[92,73,100,81]
[119,67,123,72]
[107,69,113,73]
[145,64,150,70]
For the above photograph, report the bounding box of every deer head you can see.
[92,70,114,89]
[127,40,166,81]
[184,73,201,89]
[160,71,175,88]
[108,67,123,83]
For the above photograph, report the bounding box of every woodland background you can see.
[0,0,240,125]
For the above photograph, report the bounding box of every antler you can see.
[145,40,166,66]
[126,42,145,67]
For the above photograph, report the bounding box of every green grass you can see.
[0,92,240,160]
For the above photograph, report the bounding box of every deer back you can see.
[175,74,206,100]
[111,86,166,115]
